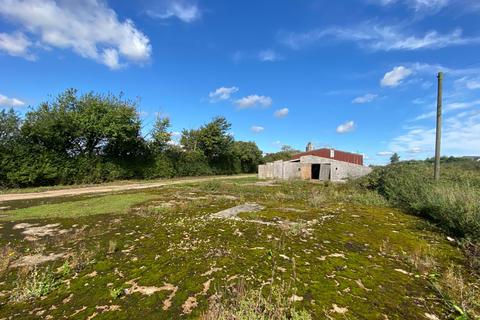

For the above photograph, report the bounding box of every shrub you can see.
[361,162,480,239]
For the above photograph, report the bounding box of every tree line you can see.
[0,89,268,188]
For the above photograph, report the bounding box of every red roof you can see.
[292,148,363,165]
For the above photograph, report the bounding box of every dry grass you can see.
[200,281,311,320]
[435,266,480,318]
[0,245,16,274]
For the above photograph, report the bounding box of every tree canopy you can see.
[0,89,264,188]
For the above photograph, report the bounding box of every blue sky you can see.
[1,0,480,164]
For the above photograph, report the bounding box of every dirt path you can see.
[0,175,255,202]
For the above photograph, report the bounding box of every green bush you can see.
[361,162,480,239]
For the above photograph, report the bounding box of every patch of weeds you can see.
[307,190,327,208]
[461,239,480,273]
[403,247,480,318]
[434,265,480,319]
[108,240,118,254]
[109,286,125,299]
[198,180,224,192]
[60,261,72,277]
[10,267,59,302]
[69,244,94,273]
[201,280,311,320]
[0,245,16,274]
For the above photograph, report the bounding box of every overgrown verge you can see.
[201,281,311,320]
[355,160,480,318]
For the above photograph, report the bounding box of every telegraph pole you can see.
[434,72,443,181]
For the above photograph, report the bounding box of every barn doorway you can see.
[311,164,320,179]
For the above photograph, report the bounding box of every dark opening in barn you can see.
[311,164,320,179]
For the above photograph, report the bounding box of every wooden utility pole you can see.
[434,72,443,181]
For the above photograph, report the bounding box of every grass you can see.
[201,281,312,320]
[0,173,478,318]
[10,267,59,302]
[0,174,257,195]
[0,192,160,220]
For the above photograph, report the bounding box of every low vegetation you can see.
[1,176,478,319]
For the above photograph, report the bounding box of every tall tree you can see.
[150,116,172,153]
[390,152,400,164]
[233,141,263,173]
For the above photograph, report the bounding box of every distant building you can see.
[258,144,371,181]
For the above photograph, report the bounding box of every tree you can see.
[0,108,21,148]
[233,141,263,173]
[21,89,143,159]
[390,152,400,164]
[150,116,171,153]
[263,145,300,163]
[180,117,235,173]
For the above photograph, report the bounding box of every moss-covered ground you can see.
[0,178,473,319]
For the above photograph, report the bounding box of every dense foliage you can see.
[356,159,480,239]
[0,89,263,187]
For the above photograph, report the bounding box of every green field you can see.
[0,166,478,319]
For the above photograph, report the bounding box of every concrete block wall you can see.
[258,156,372,181]
[299,155,372,180]
[282,162,302,180]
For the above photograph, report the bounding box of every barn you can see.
[258,144,372,181]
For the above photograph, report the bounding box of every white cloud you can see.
[336,120,356,134]
[374,0,451,12]
[377,151,394,156]
[456,77,480,90]
[390,110,480,155]
[274,107,289,118]
[0,0,152,69]
[280,23,480,51]
[414,100,480,121]
[234,95,273,109]
[258,49,282,62]
[381,66,413,87]
[0,31,34,60]
[467,81,480,90]
[0,93,25,107]
[209,86,239,102]
[407,147,423,153]
[251,126,264,133]
[146,0,201,23]
[352,93,378,104]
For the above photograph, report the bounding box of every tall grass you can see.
[356,162,480,239]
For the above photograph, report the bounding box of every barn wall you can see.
[283,162,302,180]
[258,156,372,181]
[299,156,372,181]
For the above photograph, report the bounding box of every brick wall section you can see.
[291,148,363,165]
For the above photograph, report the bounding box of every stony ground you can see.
[0,178,467,319]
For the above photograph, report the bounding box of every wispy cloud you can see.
[146,0,201,23]
[377,151,394,156]
[274,107,289,118]
[391,110,480,155]
[352,93,378,104]
[0,93,25,107]
[279,23,480,51]
[0,31,35,60]
[0,0,152,69]
[234,95,273,109]
[414,99,480,121]
[336,120,356,134]
[258,49,283,62]
[251,126,265,133]
[381,66,413,87]
[373,0,451,13]
[209,86,239,102]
